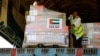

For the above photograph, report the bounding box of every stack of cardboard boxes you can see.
[82,23,100,48]
[23,4,69,47]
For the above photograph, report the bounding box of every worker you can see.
[68,11,84,48]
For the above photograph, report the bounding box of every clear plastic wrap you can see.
[23,5,69,47]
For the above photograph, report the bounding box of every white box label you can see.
[47,18,62,29]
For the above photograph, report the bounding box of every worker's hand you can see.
[71,24,75,28]
[83,33,86,36]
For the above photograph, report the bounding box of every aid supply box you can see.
[23,5,69,48]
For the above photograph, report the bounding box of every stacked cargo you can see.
[23,4,69,47]
[82,23,100,48]
[89,23,100,48]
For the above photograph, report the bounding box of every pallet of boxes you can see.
[82,23,100,48]
[22,4,69,48]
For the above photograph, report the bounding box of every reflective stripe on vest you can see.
[70,18,84,39]
[74,24,84,38]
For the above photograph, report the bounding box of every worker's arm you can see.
[73,17,81,27]
[68,15,73,20]
[68,15,74,28]
[69,17,81,28]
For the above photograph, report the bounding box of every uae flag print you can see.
[49,19,60,24]
[47,18,62,29]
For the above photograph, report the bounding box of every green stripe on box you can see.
[52,21,59,24]
[52,19,60,21]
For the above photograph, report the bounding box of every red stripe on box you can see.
[76,48,82,56]
[11,48,16,56]
[49,19,52,24]
[35,5,44,10]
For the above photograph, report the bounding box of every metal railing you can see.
[0,48,100,56]
[0,21,22,47]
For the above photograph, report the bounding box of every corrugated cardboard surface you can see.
[82,23,100,48]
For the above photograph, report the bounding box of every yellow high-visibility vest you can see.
[70,16,84,39]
